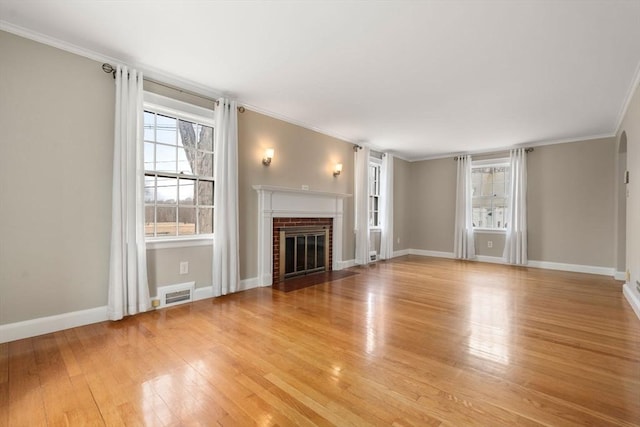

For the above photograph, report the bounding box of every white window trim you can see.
[146,235,214,250]
[144,92,215,126]
[473,228,507,234]
[471,158,510,231]
[143,91,215,243]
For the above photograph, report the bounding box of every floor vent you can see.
[157,282,195,308]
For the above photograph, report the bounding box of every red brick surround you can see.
[272,217,333,285]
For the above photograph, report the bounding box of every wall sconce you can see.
[333,163,343,177]
[262,148,274,166]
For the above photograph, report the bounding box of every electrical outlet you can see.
[180,261,189,275]
[397,237,400,244]
[301,185,309,190]
[487,241,493,248]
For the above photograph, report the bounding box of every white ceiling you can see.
[1,1,640,160]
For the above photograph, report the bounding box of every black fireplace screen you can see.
[280,226,329,279]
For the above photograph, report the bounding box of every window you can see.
[369,160,381,228]
[471,162,509,230]
[143,96,215,239]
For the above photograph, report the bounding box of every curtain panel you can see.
[212,98,240,296]
[453,155,476,259]
[379,154,394,260]
[503,148,528,264]
[107,65,150,320]
[354,146,371,265]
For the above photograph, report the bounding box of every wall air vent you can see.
[157,282,195,308]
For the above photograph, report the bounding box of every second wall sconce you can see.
[263,148,274,166]
[333,163,343,177]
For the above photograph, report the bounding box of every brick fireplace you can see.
[253,185,351,287]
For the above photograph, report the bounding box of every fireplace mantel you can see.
[253,185,352,286]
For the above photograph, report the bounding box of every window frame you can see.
[143,92,215,249]
[369,157,382,230]
[471,158,510,232]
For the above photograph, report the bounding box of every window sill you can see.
[146,235,214,250]
[473,228,506,234]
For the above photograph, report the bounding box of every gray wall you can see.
[527,138,616,266]
[0,31,114,324]
[408,158,456,253]
[408,137,618,267]
[393,157,411,252]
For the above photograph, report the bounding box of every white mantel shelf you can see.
[253,185,352,287]
[252,185,351,199]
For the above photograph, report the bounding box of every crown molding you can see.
[615,59,640,134]
[0,20,225,101]
[408,133,616,162]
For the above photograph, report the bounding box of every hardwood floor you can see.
[1,255,638,426]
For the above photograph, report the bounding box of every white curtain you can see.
[213,98,240,296]
[503,148,528,264]
[453,155,476,259]
[379,154,394,260]
[354,146,371,265]
[107,65,150,320]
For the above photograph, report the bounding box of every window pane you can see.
[156,144,177,173]
[156,207,177,236]
[178,119,196,148]
[198,124,213,152]
[144,142,155,170]
[198,207,213,234]
[197,151,213,176]
[178,207,196,235]
[198,181,214,206]
[156,114,177,144]
[493,197,507,229]
[473,197,493,228]
[157,177,177,204]
[493,168,506,197]
[144,112,155,142]
[145,206,155,237]
[178,179,194,205]
[481,169,493,196]
[144,176,155,203]
[472,169,482,196]
[178,147,195,174]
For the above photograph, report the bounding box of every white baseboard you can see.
[0,306,108,344]
[623,283,640,320]
[393,249,410,257]
[401,249,618,278]
[475,255,505,264]
[614,271,627,281]
[409,249,455,259]
[337,259,356,269]
[193,277,262,301]
[526,260,614,277]
[240,277,262,291]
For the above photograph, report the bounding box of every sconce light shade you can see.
[333,163,343,177]
[263,148,274,166]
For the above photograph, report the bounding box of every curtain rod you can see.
[453,147,533,161]
[101,63,245,113]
